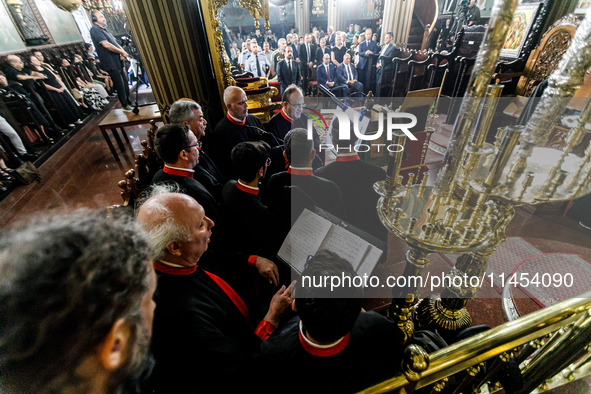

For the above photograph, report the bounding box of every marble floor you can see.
[0,86,158,227]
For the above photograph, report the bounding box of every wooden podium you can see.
[360,88,439,183]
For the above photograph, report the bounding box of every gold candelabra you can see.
[376,1,591,340]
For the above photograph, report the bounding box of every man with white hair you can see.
[327,26,336,47]
[169,99,224,199]
[272,37,287,72]
[208,86,268,179]
[138,191,294,393]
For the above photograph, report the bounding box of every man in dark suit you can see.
[357,28,379,94]
[337,53,363,96]
[317,53,348,97]
[299,34,316,96]
[289,33,300,60]
[276,46,301,96]
[326,26,336,47]
[375,32,398,97]
[315,37,331,65]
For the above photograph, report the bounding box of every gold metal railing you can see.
[360,292,591,393]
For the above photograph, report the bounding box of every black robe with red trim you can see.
[264,111,324,169]
[257,312,404,393]
[206,114,266,180]
[220,180,280,312]
[150,264,272,393]
[315,156,387,241]
[262,169,347,254]
[221,180,274,257]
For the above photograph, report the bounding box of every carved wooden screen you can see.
[515,15,579,97]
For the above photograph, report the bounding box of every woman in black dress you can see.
[28,55,83,126]
[331,35,347,66]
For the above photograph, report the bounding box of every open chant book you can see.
[278,208,384,276]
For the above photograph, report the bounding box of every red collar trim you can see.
[288,167,313,176]
[336,154,360,162]
[227,113,246,125]
[298,322,350,357]
[153,261,197,275]
[280,108,293,123]
[236,180,259,195]
[204,271,250,322]
[163,165,193,178]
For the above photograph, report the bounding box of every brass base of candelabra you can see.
[416,295,472,336]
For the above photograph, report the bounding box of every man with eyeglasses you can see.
[151,123,220,226]
[266,84,305,142]
[209,86,269,179]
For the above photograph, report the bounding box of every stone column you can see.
[327,0,346,31]
[381,0,416,46]
[295,0,311,35]
[122,0,224,124]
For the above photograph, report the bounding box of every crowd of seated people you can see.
[231,21,396,97]
[0,45,123,188]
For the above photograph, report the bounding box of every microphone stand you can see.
[132,58,140,115]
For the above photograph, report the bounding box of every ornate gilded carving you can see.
[203,0,270,92]
[524,30,573,97]
[401,344,430,382]
[50,0,82,11]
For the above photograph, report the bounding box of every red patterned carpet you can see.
[442,237,591,307]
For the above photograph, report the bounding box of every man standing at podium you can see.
[357,28,378,94]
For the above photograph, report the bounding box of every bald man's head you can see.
[7,55,23,70]
[137,193,214,265]
[223,86,248,120]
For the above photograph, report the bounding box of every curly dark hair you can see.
[295,250,363,343]
[0,210,152,393]
[231,140,271,182]
[154,123,192,164]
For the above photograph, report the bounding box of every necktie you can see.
[256,55,262,77]
[307,44,311,61]
[326,65,330,82]
[347,64,352,81]
[288,60,292,76]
